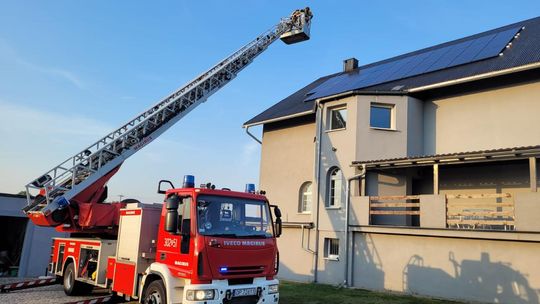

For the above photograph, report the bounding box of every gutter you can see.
[343,166,366,287]
[244,125,262,144]
[282,221,314,228]
[313,90,408,104]
[243,110,316,144]
[408,62,540,93]
[282,222,316,255]
[242,110,314,128]
[313,99,323,283]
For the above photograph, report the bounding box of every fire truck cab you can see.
[49,176,282,304]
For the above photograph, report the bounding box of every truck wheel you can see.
[63,263,93,296]
[143,280,167,304]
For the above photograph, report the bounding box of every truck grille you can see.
[220,265,265,276]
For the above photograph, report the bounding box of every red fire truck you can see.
[21,7,313,304]
[50,177,283,303]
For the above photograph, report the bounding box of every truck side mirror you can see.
[271,205,283,237]
[274,206,282,218]
[164,195,180,233]
[275,217,282,237]
[158,180,175,194]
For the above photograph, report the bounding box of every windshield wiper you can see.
[204,233,269,239]
[206,233,238,238]
[236,234,269,239]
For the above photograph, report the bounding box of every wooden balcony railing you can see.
[446,193,515,230]
[369,195,420,226]
[366,193,516,230]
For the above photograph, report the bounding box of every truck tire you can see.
[63,263,93,296]
[142,280,167,304]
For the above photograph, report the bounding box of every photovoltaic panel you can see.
[398,51,432,79]
[382,55,418,82]
[449,33,496,66]
[426,40,474,72]
[405,46,453,76]
[305,26,522,101]
[473,27,521,60]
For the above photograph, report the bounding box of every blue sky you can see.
[1,1,539,202]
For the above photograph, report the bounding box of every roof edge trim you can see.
[409,62,540,93]
[352,145,540,169]
[314,90,408,103]
[243,110,314,128]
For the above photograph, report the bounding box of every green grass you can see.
[279,281,463,304]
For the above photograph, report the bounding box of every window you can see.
[196,195,273,238]
[298,182,312,213]
[328,107,347,130]
[178,196,192,233]
[327,167,343,208]
[324,238,339,260]
[370,103,394,129]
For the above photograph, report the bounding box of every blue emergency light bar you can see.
[183,175,195,188]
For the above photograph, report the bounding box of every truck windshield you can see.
[197,195,273,238]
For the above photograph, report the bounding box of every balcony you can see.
[351,192,540,232]
[350,146,540,233]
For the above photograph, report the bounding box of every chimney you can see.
[343,58,358,72]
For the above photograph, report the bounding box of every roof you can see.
[245,16,540,127]
[243,75,334,126]
[0,193,26,199]
[351,145,540,169]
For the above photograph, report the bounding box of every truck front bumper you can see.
[182,277,279,304]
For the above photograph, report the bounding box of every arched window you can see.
[298,182,312,213]
[327,167,343,208]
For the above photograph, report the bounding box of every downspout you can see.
[344,166,366,287]
[301,224,316,254]
[313,100,323,283]
[244,125,262,144]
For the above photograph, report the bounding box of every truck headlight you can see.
[186,289,215,301]
[268,284,279,294]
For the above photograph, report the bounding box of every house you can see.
[0,193,67,278]
[244,16,540,303]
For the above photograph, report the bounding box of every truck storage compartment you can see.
[112,260,137,296]
[112,203,161,297]
[51,238,117,288]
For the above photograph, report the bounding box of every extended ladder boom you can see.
[24,8,313,230]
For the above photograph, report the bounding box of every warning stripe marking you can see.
[63,296,114,304]
[0,277,57,292]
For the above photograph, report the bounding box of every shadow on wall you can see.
[277,227,316,283]
[352,234,385,290]
[404,252,540,304]
[278,261,314,283]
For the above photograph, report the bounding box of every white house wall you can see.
[423,81,540,155]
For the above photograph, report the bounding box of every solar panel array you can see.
[306,26,522,101]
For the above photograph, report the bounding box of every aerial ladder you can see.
[23,7,313,235]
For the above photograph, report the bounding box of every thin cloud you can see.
[0,100,113,194]
[0,39,86,89]
[0,100,111,139]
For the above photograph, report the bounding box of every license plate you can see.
[233,287,257,297]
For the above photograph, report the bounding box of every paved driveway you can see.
[0,278,136,304]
